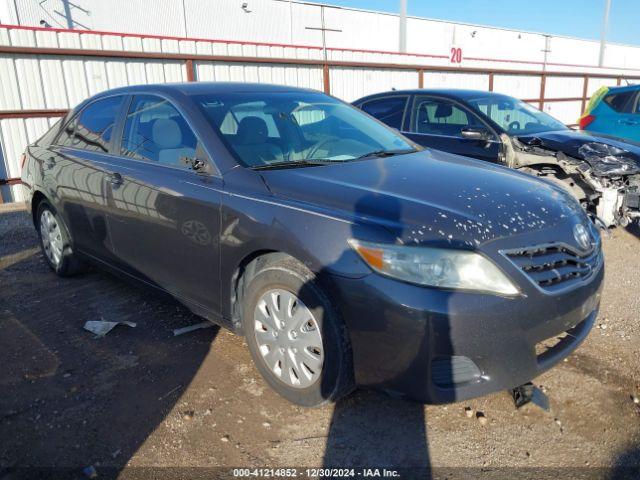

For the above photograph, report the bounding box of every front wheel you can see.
[36,200,85,276]
[241,256,354,406]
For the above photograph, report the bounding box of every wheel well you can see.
[30,191,47,225]
[230,250,287,333]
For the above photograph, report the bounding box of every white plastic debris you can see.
[84,320,137,337]
[172,321,213,336]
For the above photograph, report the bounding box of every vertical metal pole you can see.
[399,0,407,53]
[62,0,73,29]
[289,0,294,44]
[185,59,195,81]
[598,0,612,67]
[539,74,547,110]
[323,64,330,94]
[581,76,589,113]
[181,0,189,37]
[542,35,551,72]
[320,5,327,61]
[11,0,21,25]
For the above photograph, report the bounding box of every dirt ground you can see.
[1,206,640,480]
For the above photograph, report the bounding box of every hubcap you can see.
[253,289,324,389]
[40,210,63,267]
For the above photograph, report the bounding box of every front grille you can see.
[503,242,602,293]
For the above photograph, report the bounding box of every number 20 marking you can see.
[450,47,463,63]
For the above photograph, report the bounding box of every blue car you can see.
[579,84,640,143]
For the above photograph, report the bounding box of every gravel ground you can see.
[1,208,640,480]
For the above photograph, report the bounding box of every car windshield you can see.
[467,95,568,135]
[193,91,416,168]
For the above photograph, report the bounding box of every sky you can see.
[311,0,640,46]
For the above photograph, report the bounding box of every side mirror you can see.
[461,127,490,140]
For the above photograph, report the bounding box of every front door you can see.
[403,95,502,163]
[104,94,223,315]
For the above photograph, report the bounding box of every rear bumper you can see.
[329,263,603,404]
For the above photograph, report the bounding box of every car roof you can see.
[355,88,513,103]
[605,84,640,93]
[86,82,320,104]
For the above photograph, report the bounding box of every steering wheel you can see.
[507,120,521,131]
[306,138,337,160]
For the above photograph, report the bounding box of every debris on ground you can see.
[183,410,194,420]
[172,321,214,336]
[476,412,488,426]
[83,320,136,338]
[464,406,474,418]
[511,382,550,411]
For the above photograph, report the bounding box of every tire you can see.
[241,256,354,407]
[36,200,85,276]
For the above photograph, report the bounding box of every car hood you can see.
[259,150,586,248]
[517,129,640,175]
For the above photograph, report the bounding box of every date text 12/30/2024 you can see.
[233,468,401,478]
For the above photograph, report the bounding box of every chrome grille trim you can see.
[501,241,603,294]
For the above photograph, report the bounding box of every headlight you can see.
[349,239,519,296]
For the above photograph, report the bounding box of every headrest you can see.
[237,116,269,145]
[152,118,183,149]
[434,104,453,118]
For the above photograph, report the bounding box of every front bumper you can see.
[329,262,603,404]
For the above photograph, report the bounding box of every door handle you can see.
[107,172,123,186]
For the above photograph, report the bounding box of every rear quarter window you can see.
[603,91,637,113]
[359,96,408,130]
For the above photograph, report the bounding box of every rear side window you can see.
[360,96,408,130]
[60,96,124,152]
[603,91,637,113]
[121,95,198,168]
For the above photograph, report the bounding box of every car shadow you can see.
[0,210,219,479]
[624,221,640,240]
[284,193,448,476]
[609,444,640,480]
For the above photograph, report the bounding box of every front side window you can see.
[61,96,124,152]
[411,97,482,137]
[121,95,198,168]
[360,96,408,130]
[467,95,567,135]
[194,92,415,168]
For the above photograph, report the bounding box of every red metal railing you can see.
[2,23,639,203]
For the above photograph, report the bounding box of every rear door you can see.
[103,94,224,315]
[609,90,640,142]
[594,89,639,141]
[45,95,126,262]
[403,95,501,162]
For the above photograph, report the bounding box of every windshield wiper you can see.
[251,160,336,170]
[356,148,417,159]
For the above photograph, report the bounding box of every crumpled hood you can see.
[259,150,586,248]
[517,129,640,175]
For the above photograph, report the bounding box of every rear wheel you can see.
[36,201,85,276]
[241,256,354,406]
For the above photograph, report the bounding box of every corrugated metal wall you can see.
[1,0,640,202]
[9,0,640,71]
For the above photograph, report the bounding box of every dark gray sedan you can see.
[21,83,603,406]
